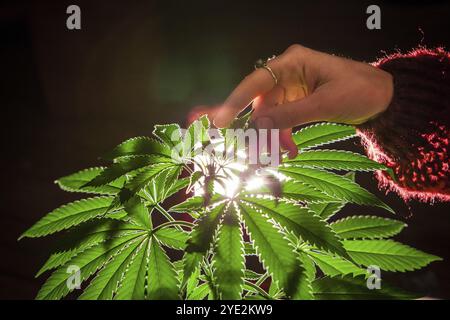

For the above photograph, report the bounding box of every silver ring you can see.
[255,55,278,85]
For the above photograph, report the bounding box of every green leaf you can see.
[182,253,203,287]
[153,123,182,148]
[308,202,345,220]
[20,196,115,239]
[117,163,178,204]
[187,171,203,193]
[169,196,204,213]
[159,166,183,201]
[284,150,388,172]
[245,283,263,296]
[147,237,179,300]
[169,194,224,216]
[312,276,417,300]
[308,251,365,277]
[279,167,393,213]
[298,251,316,282]
[85,155,172,187]
[183,203,228,282]
[247,294,275,300]
[114,239,149,300]
[124,196,152,229]
[296,252,316,300]
[36,233,144,300]
[36,220,144,277]
[79,238,145,300]
[212,206,245,300]
[238,201,304,298]
[143,165,182,204]
[268,278,282,298]
[241,197,347,258]
[308,172,353,220]
[124,163,176,192]
[56,167,125,195]
[165,177,190,199]
[28,118,444,301]
[154,227,189,250]
[331,216,406,239]
[142,176,189,208]
[343,240,442,272]
[184,115,210,156]
[249,179,334,203]
[187,283,211,300]
[292,123,356,150]
[290,264,313,300]
[103,137,172,161]
[244,270,263,281]
[185,202,227,254]
[244,242,257,256]
[185,267,201,298]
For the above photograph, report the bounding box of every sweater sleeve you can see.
[356,48,450,202]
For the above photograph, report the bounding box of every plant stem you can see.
[152,220,193,233]
[244,280,272,300]
[255,272,270,286]
[155,204,185,231]
[155,204,175,221]
[243,272,270,298]
[183,164,194,174]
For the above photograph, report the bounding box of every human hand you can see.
[190,44,394,158]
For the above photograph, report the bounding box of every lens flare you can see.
[245,176,265,191]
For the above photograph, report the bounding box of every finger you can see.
[251,95,264,110]
[280,128,298,159]
[254,88,298,158]
[254,92,327,129]
[213,66,278,128]
[252,85,285,113]
[186,105,220,126]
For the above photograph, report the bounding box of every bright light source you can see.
[191,139,272,199]
[192,152,245,199]
[245,176,265,191]
[215,173,241,198]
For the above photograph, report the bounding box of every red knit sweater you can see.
[357,48,450,202]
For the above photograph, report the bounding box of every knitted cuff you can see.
[357,48,450,202]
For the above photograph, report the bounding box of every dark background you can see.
[1,0,449,299]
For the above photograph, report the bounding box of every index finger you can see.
[213,66,277,128]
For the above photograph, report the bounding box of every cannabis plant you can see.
[21,114,441,300]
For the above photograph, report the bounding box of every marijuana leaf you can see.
[212,205,245,300]
[343,239,442,272]
[20,196,118,239]
[331,216,406,239]
[312,276,418,300]
[24,119,442,300]
[292,123,356,150]
[284,149,388,172]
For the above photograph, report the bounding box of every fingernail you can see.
[255,117,274,129]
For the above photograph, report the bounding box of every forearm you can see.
[357,48,450,202]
